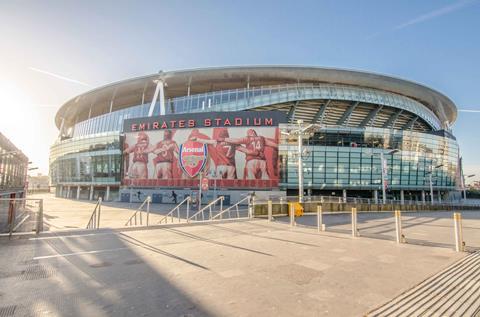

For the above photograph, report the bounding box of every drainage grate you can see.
[0,305,16,317]
[21,265,54,280]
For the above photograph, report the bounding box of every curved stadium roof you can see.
[55,66,457,130]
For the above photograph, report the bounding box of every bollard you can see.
[317,205,325,232]
[394,210,403,244]
[37,199,44,234]
[267,200,273,221]
[351,207,358,237]
[453,212,464,252]
[289,203,295,227]
[248,195,255,219]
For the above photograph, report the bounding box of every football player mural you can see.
[122,111,283,188]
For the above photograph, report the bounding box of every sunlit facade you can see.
[50,66,461,202]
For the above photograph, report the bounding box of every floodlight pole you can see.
[380,152,386,204]
[429,172,434,204]
[298,120,304,204]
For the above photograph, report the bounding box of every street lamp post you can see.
[297,120,304,203]
[281,120,319,203]
[426,164,443,204]
[371,149,399,204]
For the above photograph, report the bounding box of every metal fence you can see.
[0,198,43,236]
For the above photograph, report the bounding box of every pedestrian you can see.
[171,190,177,204]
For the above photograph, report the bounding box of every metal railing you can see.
[124,196,151,227]
[255,195,480,208]
[187,196,224,222]
[86,197,102,229]
[0,198,43,236]
[158,196,191,224]
[211,195,251,220]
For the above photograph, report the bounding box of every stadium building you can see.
[50,66,462,204]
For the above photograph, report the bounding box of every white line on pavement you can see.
[29,232,115,241]
[33,247,128,260]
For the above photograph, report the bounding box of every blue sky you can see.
[0,0,479,180]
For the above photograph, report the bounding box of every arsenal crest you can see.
[179,140,208,178]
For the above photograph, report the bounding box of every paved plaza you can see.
[0,194,479,316]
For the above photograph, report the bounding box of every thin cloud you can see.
[29,67,91,87]
[366,0,478,39]
[459,109,480,113]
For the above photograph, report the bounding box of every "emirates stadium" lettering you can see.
[131,117,274,132]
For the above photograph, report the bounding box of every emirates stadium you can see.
[49,66,462,204]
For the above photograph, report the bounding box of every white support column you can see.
[89,185,94,201]
[438,190,442,203]
[106,186,110,201]
[148,79,165,117]
[343,189,347,203]
[59,186,63,198]
[67,186,71,198]
[421,190,426,204]
[76,186,80,200]
[373,190,378,204]
[400,190,405,205]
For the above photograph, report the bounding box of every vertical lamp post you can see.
[281,120,319,203]
[372,149,399,204]
[426,164,443,204]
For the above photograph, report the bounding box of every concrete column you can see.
[106,186,110,201]
[76,186,81,200]
[421,190,426,204]
[67,186,71,198]
[438,190,442,203]
[373,190,378,204]
[89,185,94,200]
[400,190,405,205]
[342,189,347,202]
[59,186,63,198]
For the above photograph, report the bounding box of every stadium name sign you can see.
[124,111,286,132]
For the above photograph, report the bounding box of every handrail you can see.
[188,196,224,222]
[212,195,251,220]
[158,196,191,224]
[86,197,102,229]
[124,196,151,227]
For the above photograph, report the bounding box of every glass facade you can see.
[280,126,458,191]
[50,133,121,184]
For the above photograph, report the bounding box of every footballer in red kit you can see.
[123,132,154,179]
[219,129,278,180]
[152,130,179,179]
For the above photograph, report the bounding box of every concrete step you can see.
[367,251,480,317]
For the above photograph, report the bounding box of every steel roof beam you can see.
[359,105,383,127]
[404,116,419,130]
[337,101,359,126]
[287,100,299,122]
[311,100,330,124]
[382,110,403,128]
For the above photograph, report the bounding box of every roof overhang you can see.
[55,66,457,129]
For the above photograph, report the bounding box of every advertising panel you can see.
[122,111,285,189]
